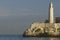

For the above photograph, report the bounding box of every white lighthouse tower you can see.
[49,1,54,23]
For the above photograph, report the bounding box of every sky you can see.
[0,0,60,35]
[0,0,60,16]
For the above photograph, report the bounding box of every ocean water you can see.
[0,35,59,40]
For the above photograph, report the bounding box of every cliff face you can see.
[23,22,60,37]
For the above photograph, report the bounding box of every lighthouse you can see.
[49,1,54,23]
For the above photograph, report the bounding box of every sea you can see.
[0,35,60,40]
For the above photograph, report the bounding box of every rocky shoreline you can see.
[23,33,60,37]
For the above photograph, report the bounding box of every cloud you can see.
[0,8,10,16]
[0,7,41,16]
[9,8,42,16]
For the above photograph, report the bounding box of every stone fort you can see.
[23,1,60,36]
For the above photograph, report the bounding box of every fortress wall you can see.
[30,22,45,30]
[55,23,60,28]
[25,23,60,36]
[30,23,60,30]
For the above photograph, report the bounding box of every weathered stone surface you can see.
[23,23,60,37]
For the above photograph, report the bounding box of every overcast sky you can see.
[0,0,60,35]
